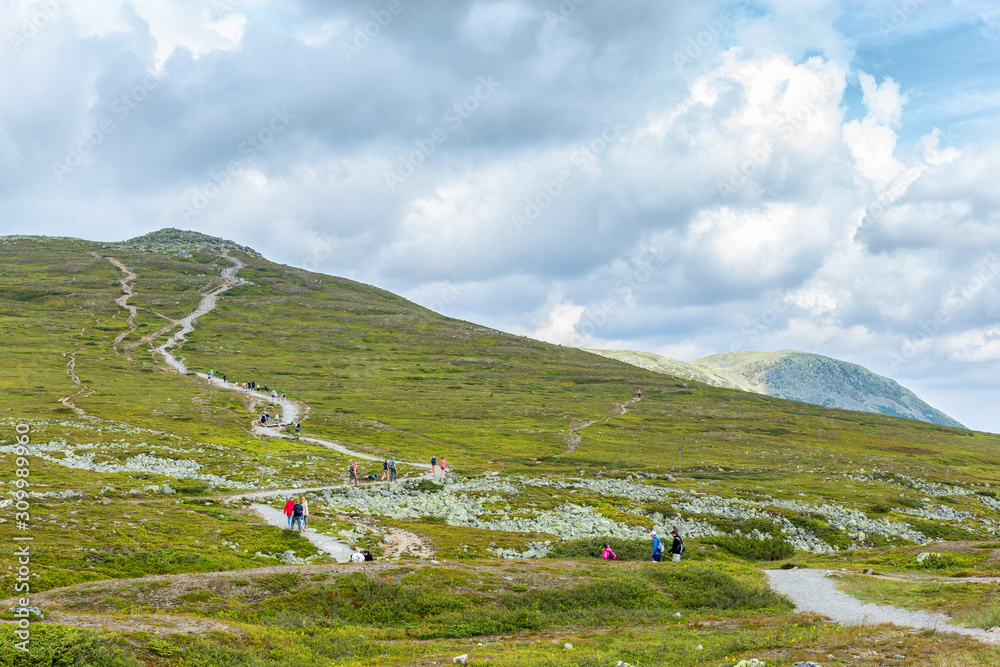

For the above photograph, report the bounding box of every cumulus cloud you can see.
[1,0,999,430]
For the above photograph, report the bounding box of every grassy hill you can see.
[1,231,999,666]
[586,348,963,428]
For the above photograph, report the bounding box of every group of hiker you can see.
[282,497,309,532]
[207,369,301,435]
[599,529,684,562]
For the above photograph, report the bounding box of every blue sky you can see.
[1,0,999,430]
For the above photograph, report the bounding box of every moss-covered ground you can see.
[2,234,1000,665]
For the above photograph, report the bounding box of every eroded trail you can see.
[106,257,138,352]
[146,254,432,560]
[57,349,88,417]
[561,395,641,454]
[154,253,247,375]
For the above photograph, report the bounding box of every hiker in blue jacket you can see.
[650,530,664,562]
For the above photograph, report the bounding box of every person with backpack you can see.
[301,497,309,530]
[601,544,617,560]
[650,530,664,562]
[670,528,685,562]
[349,462,358,485]
[283,497,295,528]
[389,458,397,481]
[295,422,301,438]
[291,500,304,532]
[381,459,389,481]
[431,456,438,478]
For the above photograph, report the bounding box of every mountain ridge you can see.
[583,348,964,428]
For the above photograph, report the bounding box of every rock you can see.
[696,644,703,649]
[563,643,573,650]
[734,660,766,667]
[792,662,823,667]
[279,550,305,565]
[98,486,116,495]
[987,626,1000,633]
[452,654,468,664]
[160,484,176,494]
[7,606,44,620]
[673,611,681,617]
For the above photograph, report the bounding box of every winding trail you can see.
[57,349,88,416]
[154,253,247,375]
[106,257,138,352]
[561,396,641,454]
[146,254,431,561]
[766,569,998,643]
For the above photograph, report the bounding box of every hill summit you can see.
[108,228,263,258]
[584,348,964,428]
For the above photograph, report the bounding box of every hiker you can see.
[381,459,389,481]
[291,499,304,532]
[363,549,374,562]
[670,529,685,562]
[350,548,364,563]
[260,414,266,425]
[650,531,664,562]
[439,457,447,478]
[301,498,309,530]
[389,458,397,482]
[281,392,286,400]
[602,544,617,560]
[295,422,301,438]
[223,374,226,382]
[349,462,358,485]
[431,456,438,478]
[283,497,295,528]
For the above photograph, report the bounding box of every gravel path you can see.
[766,569,997,642]
[250,502,355,562]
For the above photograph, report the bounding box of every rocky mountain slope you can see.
[584,349,963,427]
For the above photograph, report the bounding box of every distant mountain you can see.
[584,348,964,428]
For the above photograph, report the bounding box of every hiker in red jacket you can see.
[283,497,295,528]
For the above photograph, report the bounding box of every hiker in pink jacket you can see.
[601,544,617,560]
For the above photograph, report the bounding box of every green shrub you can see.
[905,518,984,541]
[412,479,443,493]
[643,565,791,611]
[258,572,301,594]
[703,535,794,561]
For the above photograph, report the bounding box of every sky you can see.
[2,1,999,432]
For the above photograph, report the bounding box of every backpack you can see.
[654,538,663,554]
[677,539,685,555]
[292,503,303,517]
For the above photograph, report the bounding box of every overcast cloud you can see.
[2,0,999,431]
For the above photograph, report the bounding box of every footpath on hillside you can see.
[118,251,1000,636]
[767,569,998,643]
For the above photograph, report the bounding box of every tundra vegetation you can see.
[1,231,998,666]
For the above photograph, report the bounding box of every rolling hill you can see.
[584,348,963,428]
[1,229,999,666]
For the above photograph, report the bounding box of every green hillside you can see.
[1,231,999,667]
